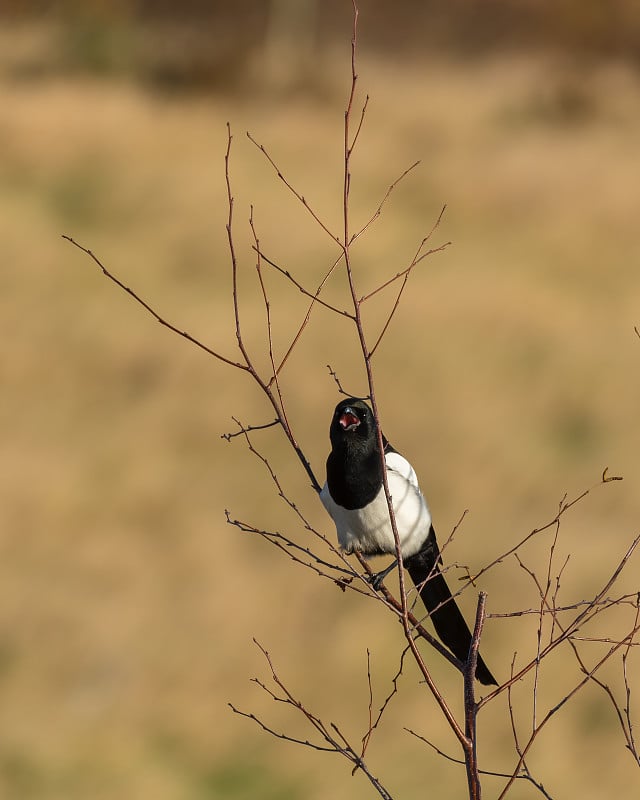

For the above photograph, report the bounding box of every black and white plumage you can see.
[320,397,497,686]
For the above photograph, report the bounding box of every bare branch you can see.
[348,93,369,156]
[367,242,452,360]
[366,209,450,358]
[254,246,354,318]
[405,727,555,798]
[472,472,624,590]
[230,640,396,799]
[359,649,375,767]
[221,419,279,441]
[62,235,249,371]
[480,530,640,707]
[351,161,421,244]
[224,417,323,534]
[246,131,342,247]
[226,510,363,587]
[462,592,487,800]
[336,7,474,761]
[65,1,640,796]
[327,364,364,397]
[359,645,411,764]
[622,593,640,763]
[274,252,346,378]
[497,618,640,800]
[490,594,640,618]
[249,207,295,439]
[225,123,252,368]
[360,205,449,303]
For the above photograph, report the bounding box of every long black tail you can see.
[405,528,497,686]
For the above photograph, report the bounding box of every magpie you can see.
[320,397,497,686]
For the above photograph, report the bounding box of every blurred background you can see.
[1,1,639,798]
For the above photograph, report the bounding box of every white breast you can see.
[320,451,431,558]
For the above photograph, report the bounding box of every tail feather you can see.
[405,530,497,686]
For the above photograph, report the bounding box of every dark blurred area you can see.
[2,0,640,91]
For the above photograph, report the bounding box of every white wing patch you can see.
[384,451,420,490]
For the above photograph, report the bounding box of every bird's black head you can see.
[326,398,384,505]
[329,397,377,450]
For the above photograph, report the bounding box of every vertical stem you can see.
[463,592,487,800]
[341,0,469,757]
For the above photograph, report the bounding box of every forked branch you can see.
[230,640,395,800]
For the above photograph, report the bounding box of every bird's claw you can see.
[367,561,399,591]
[368,572,385,592]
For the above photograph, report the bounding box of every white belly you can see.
[320,458,431,558]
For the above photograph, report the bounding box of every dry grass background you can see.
[1,17,640,800]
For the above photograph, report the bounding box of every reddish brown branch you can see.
[274,253,347,379]
[472,472,623,593]
[462,592,487,800]
[62,234,250,371]
[253,246,353,319]
[230,640,395,799]
[480,530,640,707]
[497,618,640,800]
[351,161,422,244]
[247,131,341,247]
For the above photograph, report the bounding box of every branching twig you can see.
[462,592,485,800]
[350,160,421,244]
[405,727,555,799]
[221,419,279,441]
[472,474,623,589]
[327,364,364,397]
[225,510,362,586]
[274,252,346,379]
[368,235,451,358]
[62,234,249,371]
[480,530,640,706]
[497,618,640,800]
[65,2,639,798]
[230,640,395,799]
[255,246,353,319]
[247,131,341,247]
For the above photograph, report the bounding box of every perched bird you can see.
[320,397,497,686]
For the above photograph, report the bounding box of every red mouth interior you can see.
[340,411,360,429]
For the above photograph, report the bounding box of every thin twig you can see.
[405,728,555,799]
[247,131,341,247]
[274,252,346,378]
[226,511,365,587]
[359,649,375,767]
[462,593,486,800]
[327,364,364,397]
[480,530,640,707]
[221,419,280,441]
[471,472,623,594]
[230,640,395,799]
[254,246,353,318]
[62,235,249,371]
[623,593,640,762]
[350,160,421,244]
[497,619,640,800]
[360,205,448,302]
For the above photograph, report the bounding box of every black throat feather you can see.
[326,433,385,510]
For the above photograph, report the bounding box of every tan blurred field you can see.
[1,20,640,800]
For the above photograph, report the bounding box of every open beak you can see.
[339,408,361,431]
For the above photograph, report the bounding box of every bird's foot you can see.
[367,560,398,591]
[368,572,385,592]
